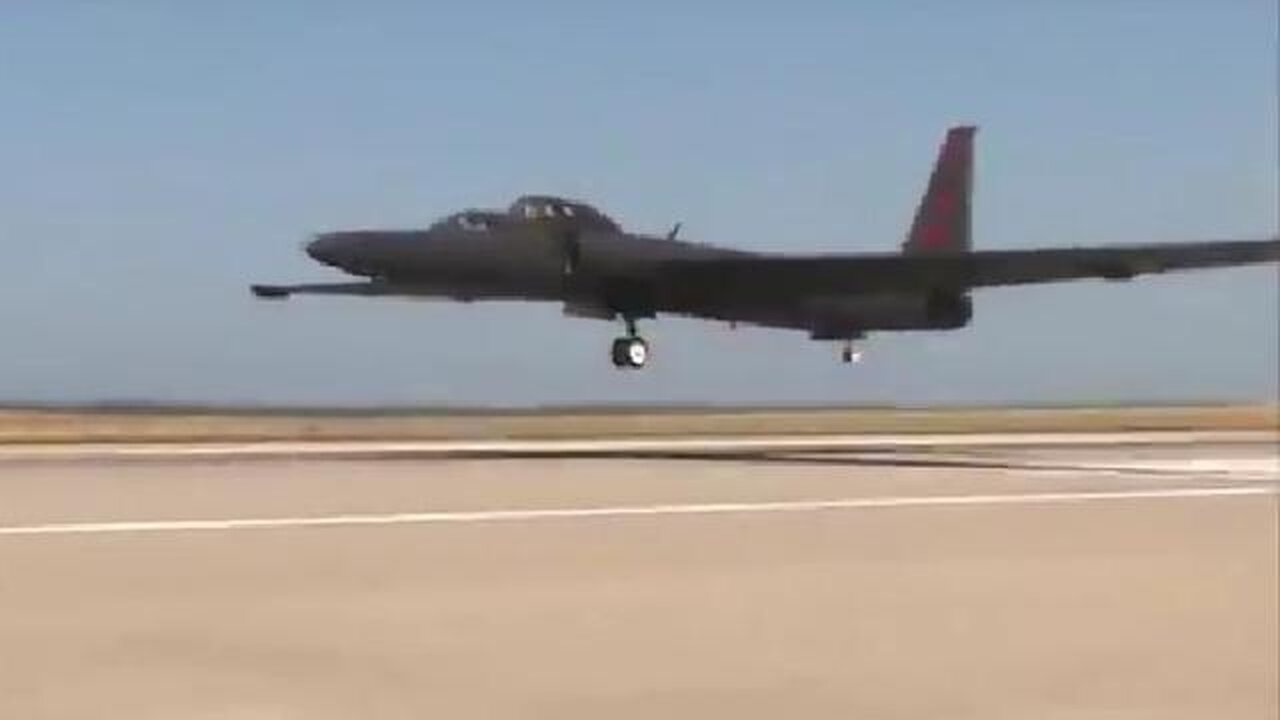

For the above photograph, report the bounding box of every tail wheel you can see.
[840,341,863,364]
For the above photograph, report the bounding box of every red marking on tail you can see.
[903,125,975,255]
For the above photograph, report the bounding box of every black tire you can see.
[611,338,631,368]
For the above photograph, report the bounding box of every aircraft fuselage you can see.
[252,129,1278,369]
[303,209,955,338]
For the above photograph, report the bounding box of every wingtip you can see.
[251,284,291,300]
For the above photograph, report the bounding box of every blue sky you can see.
[1,2,1276,405]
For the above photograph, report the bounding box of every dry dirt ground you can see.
[1,404,1275,443]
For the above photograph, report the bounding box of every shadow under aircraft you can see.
[253,126,1279,369]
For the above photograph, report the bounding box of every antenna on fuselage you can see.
[666,222,682,241]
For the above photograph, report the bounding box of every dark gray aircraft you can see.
[253,126,1279,369]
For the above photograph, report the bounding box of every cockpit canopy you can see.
[508,195,619,231]
[433,210,507,233]
[429,196,621,235]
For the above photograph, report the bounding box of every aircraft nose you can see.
[303,231,389,277]
[302,233,358,269]
[305,233,343,265]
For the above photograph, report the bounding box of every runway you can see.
[2,428,1273,461]
[1,433,1276,718]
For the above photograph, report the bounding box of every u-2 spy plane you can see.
[252,126,1279,369]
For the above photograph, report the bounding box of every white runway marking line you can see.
[0,486,1273,538]
[1077,458,1279,480]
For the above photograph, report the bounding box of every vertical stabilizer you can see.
[903,125,976,254]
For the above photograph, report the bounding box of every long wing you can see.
[655,238,1280,301]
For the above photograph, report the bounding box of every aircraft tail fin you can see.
[903,125,976,255]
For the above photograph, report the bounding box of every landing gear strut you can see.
[611,317,649,370]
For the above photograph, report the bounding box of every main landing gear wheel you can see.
[611,336,649,369]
